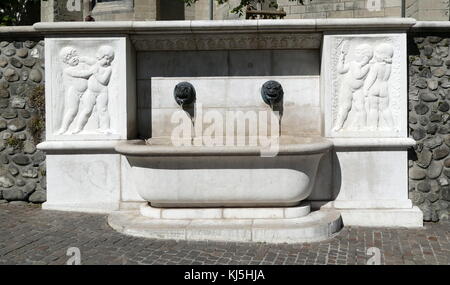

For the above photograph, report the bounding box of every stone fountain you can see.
[36,19,423,244]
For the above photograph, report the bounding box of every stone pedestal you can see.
[321,32,423,227]
[38,36,136,213]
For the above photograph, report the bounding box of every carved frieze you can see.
[324,34,407,138]
[131,33,322,51]
[45,37,131,140]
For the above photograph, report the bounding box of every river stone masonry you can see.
[0,38,46,204]
[409,34,450,222]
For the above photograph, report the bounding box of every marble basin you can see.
[115,136,332,208]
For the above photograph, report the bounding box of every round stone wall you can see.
[409,34,450,222]
[0,39,46,205]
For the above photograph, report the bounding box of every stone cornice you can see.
[31,18,416,34]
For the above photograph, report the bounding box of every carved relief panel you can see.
[45,37,134,141]
[323,33,407,138]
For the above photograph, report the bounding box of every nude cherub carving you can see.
[363,43,395,131]
[57,46,97,135]
[333,42,373,132]
[57,45,114,135]
[72,45,114,134]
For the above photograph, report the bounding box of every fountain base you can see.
[108,204,342,243]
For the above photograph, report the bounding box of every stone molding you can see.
[131,33,322,51]
[32,18,416,34]
[5,20,450,37]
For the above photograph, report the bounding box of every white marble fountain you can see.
[36,19,423,243]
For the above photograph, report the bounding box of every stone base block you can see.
[141,203,311,220]
[336,206,423,228]
[108,208,343,243]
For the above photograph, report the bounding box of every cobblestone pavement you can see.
[0,204,449,265]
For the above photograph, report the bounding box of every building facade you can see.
[40,0,450,22]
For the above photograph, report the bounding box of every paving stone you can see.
[0,205,448,265]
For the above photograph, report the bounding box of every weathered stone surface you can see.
[0,120,6,131]
[15,178,26,187]
[438,177,449,186]
[428,161,444,179]
[412,128,426,140]
[19,110,30,119]
[441,80,450,89]
[23,182,36,195]
[417,149,433,168]
[3,189,26,201]
[438,101,449,112]
[444,135,450,147]
[427,58,443,67]
[11,97,26,109]
[7,118,26,132]
[417,181,431,193]
[423,45,433,56]
[1,109,17,119]
[436,46,449,57]
[424,136,444,149]
[419,67,431,78]
[16,133,26,141]
[420,91,438,102]
[3,68,19,82]
[0,175,14,188]
[12,155,31,166]
[427,79,438,90]
[0,88,9,99]
[3,49,15,57]
[433,146,450,160]
[0,154,9,164]
[419,116,429,126]
[10,57,22,68]
[21,70,28,81]
[410,191,425,204]
[444,157,450,168]
[22,168,38,178]
[29,190,46,203]
[31,151,45,166]
[415,78,427,88]
[411,57,422,66]
[40,177,46,189]
[16,49,28,58]
[24,41,36,49]
[22,58,35,67]
[438,126,449,134]
[8,201,28,205]
[29,69,42,83]
[427,193,440,203]
[8,165,19,176]
[428,36,442,43]
[415,103,429,115]
[430,113,442,122]
[432,68,446,77]
[23,141,36,154]
[410,166,427,180]
[0,57,8,68]
[30,48,40,59]
[427,124,438,135]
